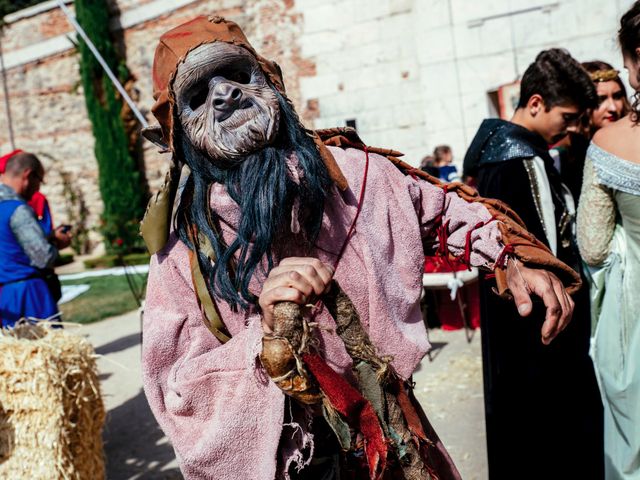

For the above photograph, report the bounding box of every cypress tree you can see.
[75,0,147,254]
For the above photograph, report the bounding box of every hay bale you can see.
[0,324,105,479]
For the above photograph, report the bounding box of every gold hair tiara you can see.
[590,69,620,83]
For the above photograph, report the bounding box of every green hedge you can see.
[75,0,147,255]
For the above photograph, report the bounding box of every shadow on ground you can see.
[96,333,142,356]
[103,389,182,479]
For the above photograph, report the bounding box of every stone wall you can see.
[296,0,429,163]
[0,0,315,251]
[0,0,637,252]
[296,0,636,168]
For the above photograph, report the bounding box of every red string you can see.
[310,146,370,311]
[331,145,370,272]
[437,220,450,258]
[463,221,484,267]
[495,244,515,269]
[431,184,460,271]
[462,216,497,269]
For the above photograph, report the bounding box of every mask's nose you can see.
[212,81,243,122]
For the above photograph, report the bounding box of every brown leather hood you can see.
[141,16,347,255]
[149,15,346,189]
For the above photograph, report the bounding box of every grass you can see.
[83,252,150,269]
[60,273,147,324]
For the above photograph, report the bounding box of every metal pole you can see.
[55,0,148,128]
[0,33,16,150]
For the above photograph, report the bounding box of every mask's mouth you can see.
[217,100,255,127]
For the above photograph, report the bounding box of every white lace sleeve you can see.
[577,157,616,266]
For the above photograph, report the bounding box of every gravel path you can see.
[78,311,487,479]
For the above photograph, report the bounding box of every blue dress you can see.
[0,197,58,327]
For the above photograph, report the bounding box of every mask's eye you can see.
[216,67,251,84]
[189,85,209,110]
[231,70,251,84]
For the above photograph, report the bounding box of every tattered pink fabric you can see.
[142,147,503,479]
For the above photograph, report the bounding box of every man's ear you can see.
[142,125,169,152]
[528,94,545,116]
[22,168,32,181]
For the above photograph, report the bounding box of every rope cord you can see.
[55,0,148,128]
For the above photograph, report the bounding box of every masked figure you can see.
[141,16,581,480]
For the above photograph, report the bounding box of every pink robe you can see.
[142,147,505,479]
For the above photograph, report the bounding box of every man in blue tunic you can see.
[0,152,71,327]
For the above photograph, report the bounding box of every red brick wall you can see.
[0,0,316,251]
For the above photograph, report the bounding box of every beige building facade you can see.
[0,0,635,250]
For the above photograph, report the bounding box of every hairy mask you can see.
[173,42,280,165]
[174,89,331,310]
[143,16,343,310]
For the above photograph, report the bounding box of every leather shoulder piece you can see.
[140,170,173,255]
[140,160,182,255]
[315,127,404,160]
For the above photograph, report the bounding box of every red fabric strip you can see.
[393,378,428,443]
[302,352,387,480]
[463,221,487,268]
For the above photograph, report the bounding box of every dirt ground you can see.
[79,310,487,479]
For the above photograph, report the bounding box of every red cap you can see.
[0,149,23,174]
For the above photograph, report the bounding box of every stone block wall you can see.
[413,0,637,167]
[295,0,638,169]
[298,0,430,164]
[0,0,315,251]
[0,0,637,253]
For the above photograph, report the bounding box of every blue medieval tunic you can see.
[0,184,58,327]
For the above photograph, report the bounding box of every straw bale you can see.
[0,324,105,479]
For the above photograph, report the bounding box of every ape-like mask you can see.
[173,42,280,164]
[142,16,346,310]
